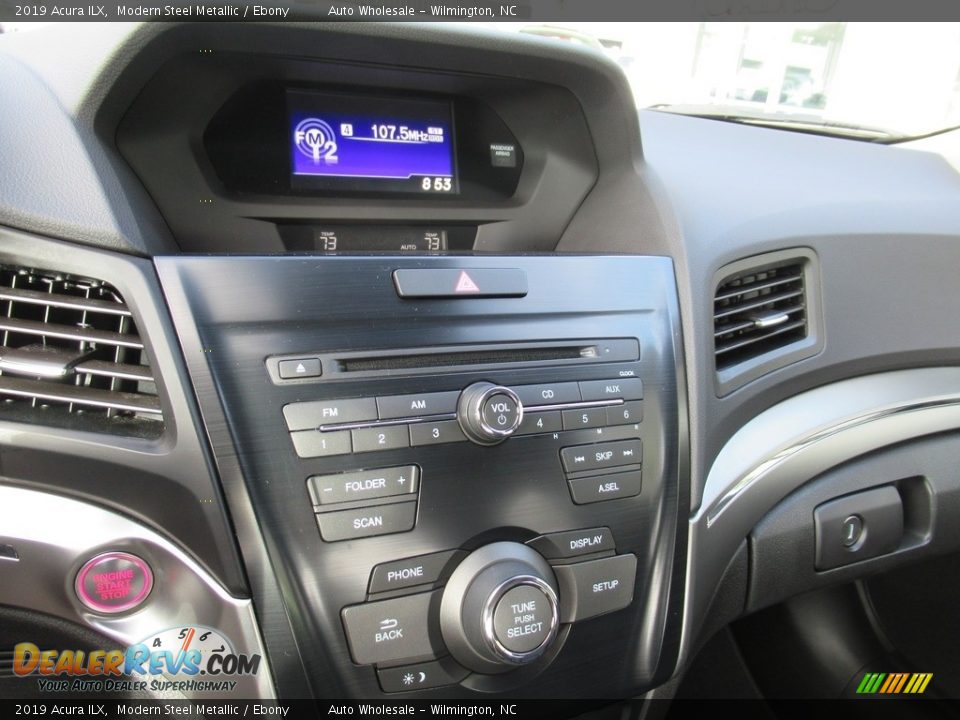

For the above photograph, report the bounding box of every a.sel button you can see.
[341,589,443,665]
[369,549,464,594]
[378,657,469,693]
[316,502,417,542]
[308,466,419,506]
[283,398,377,431]
[553,554,637,623]
[409,420,466,446]
[528,527,615,560]
[579,378,643,402]
[568,470,642,504]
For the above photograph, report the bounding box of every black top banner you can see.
[3,0,960,22]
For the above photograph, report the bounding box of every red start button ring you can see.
[75,552,153,614]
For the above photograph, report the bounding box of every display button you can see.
[568,470,642,504]
[352,425,410,453]
[553,554,637,623]
[316,501,417,542]
[378,657,469,693]
[393,268,528,298]
[409,420,467,446]
[512,382,581,407]
[278,358,321,379]
[579,378,643,402]
[528,527,615,560]
[377,391,460,420]
[492,584,554,654]
[516,411,562,436]
[75,552,153,614]
[369,549,465,594]
[290,430,351,458]
[481,392,520,432]
[341,589,443,665]
[560,439,642,473]
[308,466,419,506]
[606,401,643,426]
[561,407,607,431]
[283,398,377,431]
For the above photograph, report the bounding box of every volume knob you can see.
[457,382,523,445]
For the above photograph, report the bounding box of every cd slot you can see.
[328,339,638,379]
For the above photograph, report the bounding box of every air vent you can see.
[0,265,163,437]
[714,261,808,371]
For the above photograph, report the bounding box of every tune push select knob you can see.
[440,542,560,674]
[457,382,523,445]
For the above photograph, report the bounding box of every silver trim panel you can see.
[0,484,275,699]
[682,367,960,667]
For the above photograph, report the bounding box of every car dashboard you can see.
[1,21,960,705]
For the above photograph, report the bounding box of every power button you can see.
[75,552,153,614]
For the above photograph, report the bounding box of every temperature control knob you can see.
[440,542,560,674]
[457,382,523,445]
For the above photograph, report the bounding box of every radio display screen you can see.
[288,90,458,194]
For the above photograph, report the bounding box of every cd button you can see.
[512,382,581,407]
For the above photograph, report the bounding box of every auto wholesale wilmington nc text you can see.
[327,4,521,17]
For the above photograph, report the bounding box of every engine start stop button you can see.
[75,552,153,614]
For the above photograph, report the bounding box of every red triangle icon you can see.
[454,271,480,294]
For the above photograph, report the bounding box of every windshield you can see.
[478,22,960,141]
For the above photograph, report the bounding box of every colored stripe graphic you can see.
[857,672,932,694]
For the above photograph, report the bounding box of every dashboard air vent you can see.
[714,261,807,371]
[0,265,163,436]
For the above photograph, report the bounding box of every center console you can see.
[157,254,687,698]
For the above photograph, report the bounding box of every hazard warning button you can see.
[392,269,528,299]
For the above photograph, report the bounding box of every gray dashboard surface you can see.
[3,20,960,693]
[637,109,960,514]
